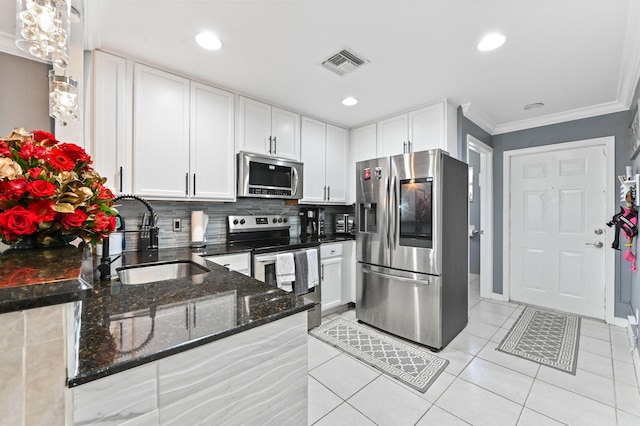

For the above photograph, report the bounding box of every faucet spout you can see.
[114,194,159,251]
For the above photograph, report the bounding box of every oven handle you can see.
[254,255,278,263]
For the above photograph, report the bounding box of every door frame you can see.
[467,135,494,300]
[503,137,615,323]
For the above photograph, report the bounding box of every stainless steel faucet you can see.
[98,194,158,280]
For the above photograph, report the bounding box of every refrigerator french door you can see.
[355,149,468,350]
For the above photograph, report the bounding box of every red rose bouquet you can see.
[0,128,118,246]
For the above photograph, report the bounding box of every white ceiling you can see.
[2,0,640,134]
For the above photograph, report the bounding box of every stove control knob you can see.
[240,219,245,225]
[233,219,239,225]
[272,218,277,223]
[278,218,283,223]
[283,218,288,223]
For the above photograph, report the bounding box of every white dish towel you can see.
[276,253,295,291]
[306,249,319,290]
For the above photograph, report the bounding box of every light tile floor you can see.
[308,280,640,425]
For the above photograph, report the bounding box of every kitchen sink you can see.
[117,261,210,285]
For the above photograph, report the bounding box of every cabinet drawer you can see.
[321,243,342,258]
[205,253,250,273]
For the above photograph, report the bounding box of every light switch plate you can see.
[173,218,182,232]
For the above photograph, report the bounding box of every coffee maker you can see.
[299,208,325,238]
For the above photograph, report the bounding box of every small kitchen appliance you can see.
[356,149,468,350]
[227,214,321,329]
[299,208,325,238]
[335,214,356,235]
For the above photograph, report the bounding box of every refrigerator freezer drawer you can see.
[356,263,442,348]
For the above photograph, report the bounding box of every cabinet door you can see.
[271,106,300,160]
[408,103,444,153]
[321,257,342,313]
[190,83,235,200]
[133,64,190,198]
[325,124,348,203]
[341,241,356,303]
[300,116,326,203]
[90,51,132,194]
[377,114,408,157]
[238,96,271,155]
[352,123,377,164]
[205,253,250,276]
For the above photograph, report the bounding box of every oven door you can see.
[253,248,320,303]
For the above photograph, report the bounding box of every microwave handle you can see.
[292,166,299,197]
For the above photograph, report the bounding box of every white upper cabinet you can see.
[133,63,191,198]
[300,116,348,204]
[133,63,235,200]
[352,123,377,164]
[375,100,458,158]
[325,124,348,203]
[377,114,408,158]
[238,96,300,160]
[88,51,132,195]
[189,82,235,200]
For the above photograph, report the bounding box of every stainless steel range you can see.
[228,214,321,329]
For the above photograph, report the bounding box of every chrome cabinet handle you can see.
[273,136,277,154]
[119,166,123,192]
[327,186,330,200]
[267,136,272,154]
[585,241,604,248]
[185,173,189,196]
[193,174,196,196]
[403,142,407,153]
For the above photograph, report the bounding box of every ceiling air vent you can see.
[322,48,370,76]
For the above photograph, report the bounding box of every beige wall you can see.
[0,52,51,135]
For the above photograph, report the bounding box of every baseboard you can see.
[491,292,508,302]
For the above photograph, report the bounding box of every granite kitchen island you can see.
[0,244,312,425]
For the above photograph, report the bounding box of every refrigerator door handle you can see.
[361,267,430,285]
[392,176,398,248]
[385,176,391,249]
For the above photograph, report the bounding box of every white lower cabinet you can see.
[205,253,251,276]
[341,240,356,304]
[321,243,345,314]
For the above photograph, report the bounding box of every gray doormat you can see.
[310,318,448,392]
[497,306,581,374]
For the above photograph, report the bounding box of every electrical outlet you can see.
[172,218,182,232]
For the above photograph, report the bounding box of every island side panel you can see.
[71,311,308,425]
[158,311,308,425]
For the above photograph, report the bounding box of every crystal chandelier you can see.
[15,0,71,69]
[49,70,78,121]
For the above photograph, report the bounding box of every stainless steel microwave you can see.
[237,152,304,199]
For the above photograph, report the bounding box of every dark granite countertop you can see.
[67,246,313,386]
[0,245,93,314]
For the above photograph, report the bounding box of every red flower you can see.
[57,143,91,164]
[0,142,10,156]
[0,177,27,201]
[93,211,116,234]
[28,199,55,221]
[27,167,45,179]
[46,148,75,171]
[31,130,58,146]
[60,209,88,229]
[26,180,56,198]
[96,184,114,201]
[0,205,38,240]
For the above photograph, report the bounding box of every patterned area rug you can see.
[497,306,581,374]
[310,318,448,392]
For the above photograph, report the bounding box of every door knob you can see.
[585,241,604,248]
[594,228,603,235]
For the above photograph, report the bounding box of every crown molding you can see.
[492,100,628,135]
[618,0,640,109]
[461,103,496,135]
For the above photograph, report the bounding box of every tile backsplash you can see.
[115,198,354,251]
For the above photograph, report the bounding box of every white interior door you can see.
[508,143,607,319]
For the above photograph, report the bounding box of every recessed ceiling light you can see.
[342,97,358,106]
[195,31,223,51]
[523,102,545,110]
[477,33,506,51]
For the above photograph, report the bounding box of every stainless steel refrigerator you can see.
[355,149,468,350]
